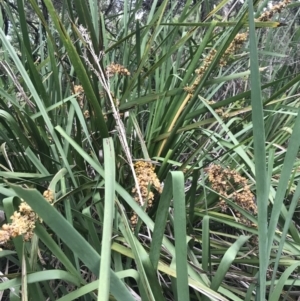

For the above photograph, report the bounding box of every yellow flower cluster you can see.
[105,63,130,77]
[207,164,257,226]
[219,33,248,67]
[131,161,162,227]
[184,31,247,94]
[184,0,290,96]
[184,49,217,94]
[0,190,54,245]
[257,0,291,22]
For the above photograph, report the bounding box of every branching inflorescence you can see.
[131,161,162,227]
[207,164,257,226]
[0,190,54,247]
[184,0,291,96]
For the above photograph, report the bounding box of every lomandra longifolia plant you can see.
[0,0,299,300]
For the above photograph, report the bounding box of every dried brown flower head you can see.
[0,229,10,244]
[207,164,257,226]
[184,0,290,95]
[106,63,130,77]
[130,212,138,228]
[184,31,248,94]
[184,49,217,94]
[0,200,38,244]
[0,191,54,245]
[257,0,291,22]
[131,161,162,228]
[43,189,54,203]
[219,33,248,67]
[73,85,85,109]
[132,161,162,205]
[83,110,90,119]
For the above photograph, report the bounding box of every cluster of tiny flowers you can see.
[207,164,257,226]
[257,0,291,21]
[84,110,90,119]
[184,49,217,94]
[184,31,247,94]
[105,63,130,77]
[131,161,162,227]
[0,190,54,245]
[219,33,248,67]
[184,1,290,95]
[73,85,91,121]
[0,202,37,243]
[73,85,85,109]
[214,106,230,118]
[43,189,54,203]
[219,0,290,67]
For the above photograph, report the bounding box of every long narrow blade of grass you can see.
[268,262,300,300]
[98,138,115,301]
[117,199,164,301]
[248,1,268,299]
[269,175,300,297]
[266,106,300,253]
[0,270,81,291]
[21,244,28,301]
[149,172,173,269]
[210,235,250,292]
[172,171,190,301]
[34,224,80,278]
[56,270,139,301]
[202,215,210,274]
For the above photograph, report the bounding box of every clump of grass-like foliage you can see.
[0,0,300,300]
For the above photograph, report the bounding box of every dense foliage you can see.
[0,0,300,300]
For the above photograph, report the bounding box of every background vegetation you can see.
[0,0,300,300]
